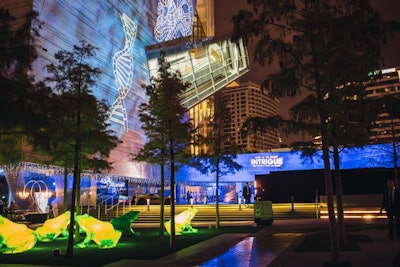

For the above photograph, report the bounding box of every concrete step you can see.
[86,203,319,222]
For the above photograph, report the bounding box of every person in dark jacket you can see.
[380,178,400,240]
[242,182,251,208]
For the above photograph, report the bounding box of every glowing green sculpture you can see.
[75,214,122,249]
[35,211,70,242]
[164,207,198,235]
[0,215,37,254]
[110,210,140,236]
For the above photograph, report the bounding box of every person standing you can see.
[380,178,400,240]
[243,182,251,208]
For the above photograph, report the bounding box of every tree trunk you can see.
[159,164,165,236]
[333,146,348,246]
[66,151,79,256]
[391,118,399,185]
[169,146,175,248]
[321,123,341,265]
[63,167,68,213]
[310,25,341,265]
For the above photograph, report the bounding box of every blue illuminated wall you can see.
[30,0,197,179]
[176,143,399,183]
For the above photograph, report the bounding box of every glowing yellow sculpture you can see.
[35,211,70,242]
[0,215,37,254]
[164,207,198,235]
[75,214,122,249]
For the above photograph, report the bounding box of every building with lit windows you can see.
[221,81,280,152]
[365,66,400,144]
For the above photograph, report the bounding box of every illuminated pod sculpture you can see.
[164,207,198,235]
[35,211,70,242]
[107,13,137,129]
[0,215,37,254]
[75,214,122,249]
[110,210,140,236]
[154,0,194,42]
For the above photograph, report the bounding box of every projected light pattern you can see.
[154,0,195,41]
[31,1,161,179]
[108,13,137,129]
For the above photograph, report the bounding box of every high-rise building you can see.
[221,81,280,152]
[365,66,400,144]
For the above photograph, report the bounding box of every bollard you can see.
[53,249,61,256]
[291,195,295,212]
[190,198,193,208]
[146,198,150,211]
[238,197,242,211]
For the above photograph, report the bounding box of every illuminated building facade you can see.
[365,66,400,143]
[221,81,280,152]
[2,0,247,179]
[1,0,251,207]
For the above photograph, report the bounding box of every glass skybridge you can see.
[146,36,250,109]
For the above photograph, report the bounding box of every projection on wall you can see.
[154,0,196,42]
[107,13,138,130]
[31,0,197,179]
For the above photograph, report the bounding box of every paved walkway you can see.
[103,219,399,267]
[269,219,399,267]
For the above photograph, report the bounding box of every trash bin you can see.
[254,200,273,225]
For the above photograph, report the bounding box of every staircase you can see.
[86,202,319,223]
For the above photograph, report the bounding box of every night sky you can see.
[214,0,400,144]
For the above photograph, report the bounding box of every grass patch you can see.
[295,231,373,252]
[0,226,260,267]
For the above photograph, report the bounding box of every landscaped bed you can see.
[0,226,260,267]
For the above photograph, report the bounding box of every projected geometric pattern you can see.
[108,13,137,129]
[154,0,194,42]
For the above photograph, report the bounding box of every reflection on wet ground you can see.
[197,233,302,267]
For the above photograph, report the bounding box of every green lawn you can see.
[0,226,260,267]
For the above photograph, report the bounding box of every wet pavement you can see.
[197,233,302,267]
[105,218,392,267]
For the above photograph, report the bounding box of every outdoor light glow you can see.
[35,211,71,242]
[0,215,37,254]
[18,179,52,213]
[319,209,387,220]
[75,214,122,249]
[164,208,198,235]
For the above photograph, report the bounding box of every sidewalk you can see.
[105,219,399,267]
[269,220,400,267]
